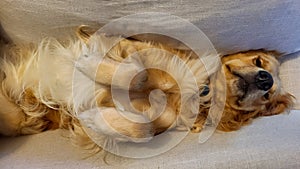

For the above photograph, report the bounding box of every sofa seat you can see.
[1,110,299,169]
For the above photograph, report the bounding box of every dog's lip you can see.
[236,76,271,102]
[237,78,249,101]
[232,71,251,101]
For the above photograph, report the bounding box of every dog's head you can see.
[221,50,294,122]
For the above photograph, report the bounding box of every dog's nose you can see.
[255,71,274,91]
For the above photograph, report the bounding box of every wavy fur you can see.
[0,28,294,154]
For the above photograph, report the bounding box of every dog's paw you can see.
[78,107,154,143]
[76,49,147,90]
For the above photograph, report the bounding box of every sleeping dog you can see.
[0,26,294,153]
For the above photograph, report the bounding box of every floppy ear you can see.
[262,92,294,116]
[264,50,283,59]
[76,25,97,43]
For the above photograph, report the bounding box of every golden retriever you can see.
[0,26,294,153]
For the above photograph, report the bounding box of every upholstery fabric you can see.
[0,0,299,54]
[0,1,299,168]
[280,51,300,109]
[1,110,300,169]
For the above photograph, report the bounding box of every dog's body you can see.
[0,28,294,152]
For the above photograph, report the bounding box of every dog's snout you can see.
[255,71,273,91]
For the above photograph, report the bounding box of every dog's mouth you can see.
[237,78,250,100]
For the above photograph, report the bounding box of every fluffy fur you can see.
[0,27,294,153]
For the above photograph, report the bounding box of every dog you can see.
[0,26,294,153]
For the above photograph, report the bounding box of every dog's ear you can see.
[76,25,97,43]
[262,92,294,116]
[264,50,284,60]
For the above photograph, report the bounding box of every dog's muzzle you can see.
[255,71,274,91]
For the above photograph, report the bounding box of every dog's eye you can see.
[225,64,231,72]
[200,85,210,97]
[254,57,263,67]
[263,93,270,99]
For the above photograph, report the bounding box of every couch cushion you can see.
[1,110,300,169]
[280,51,300,109]
[0,0,299,55]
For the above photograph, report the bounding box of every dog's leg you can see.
[78,107,154,143]
[75,44,147,91]
[78,106,178,142]
[79,92,178,142]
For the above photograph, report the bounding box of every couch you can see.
[0,0,299,168]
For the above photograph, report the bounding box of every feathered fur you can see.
[0,27,294,154]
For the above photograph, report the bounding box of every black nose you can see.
[255,71,274,91]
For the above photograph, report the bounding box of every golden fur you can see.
[216,50,294,131]
[0,27,294,153]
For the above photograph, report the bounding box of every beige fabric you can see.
[0,1,299,168]
[280,51,300,109]
[0,0,299,54]
[1,110,300,169]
